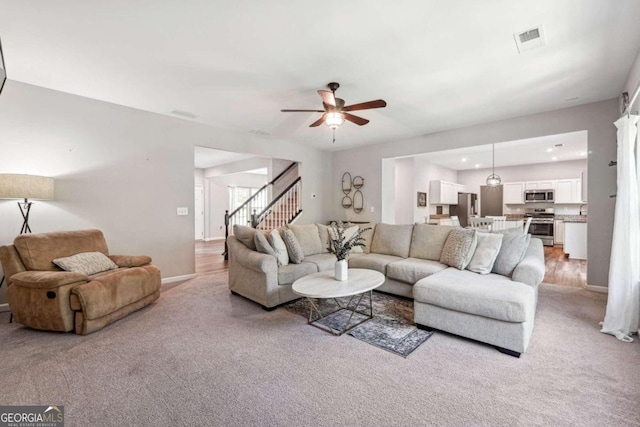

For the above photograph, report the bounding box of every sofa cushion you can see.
[370,223,413,258]
[304,253,337,271]
[278,262,318,285]
[289,224,324,256]
[356,223,376,253]
[440,229,477,270]
[268,229,289,266]
[467,232,503,274]
[386,258,447,284]
[413,268,534,323]
[53,252,119,276]
[492,233,531,277]
[282,230,305,264]
[409,225,456,261]
[316,223,331,253]
[233,224,257,251]
[347,253,404,274]
[14,229,109,271]
[254,232,277,258]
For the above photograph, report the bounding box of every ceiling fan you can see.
[281,82,387,142]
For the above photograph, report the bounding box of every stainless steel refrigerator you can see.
[480,185,504,217]
[450,193,478,227]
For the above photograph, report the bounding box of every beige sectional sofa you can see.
[227,223,545,357]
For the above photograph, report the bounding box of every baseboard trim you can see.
[161,274,196,285]
[0,303,9,313]
[585,284,608,293]
[204,237,225,242]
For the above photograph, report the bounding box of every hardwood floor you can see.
[193,240,586,288]
[195,239,228,275]
[543,245,587,288]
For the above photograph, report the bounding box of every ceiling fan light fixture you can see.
[325,112,344,130]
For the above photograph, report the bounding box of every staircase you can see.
[224,163,302,259]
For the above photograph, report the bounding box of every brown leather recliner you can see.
[0,229,161,335]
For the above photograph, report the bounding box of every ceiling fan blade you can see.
[342,99,387,112]
[343,113,370,126]
[281,109,325,112]
[309,114,327,127]
[318,90,336,108]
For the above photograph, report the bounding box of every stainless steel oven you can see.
[525,208,554,246]
[524,189,555,203]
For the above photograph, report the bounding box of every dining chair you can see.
[523,217,532,234]
[469,217,494,230]
[485,216,507,231]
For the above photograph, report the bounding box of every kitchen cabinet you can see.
[564,222,587,260]
[503,182,525,204]
[430,180,461,205]
[525,180,556,190]
[555,179,583,203]
[554,220,564,244]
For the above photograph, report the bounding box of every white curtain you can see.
[601,114,640,342]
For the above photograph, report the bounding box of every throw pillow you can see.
[254,231,278,259]
[316,223,331,253]
[492,233,531,276]
[288,224,323,256]
[233,224,257,251]
[467,232,503,274]
[282,229,305,264]
[328,225,363,253]
[356,223,376,253]
[268,229,289,266]
[440,228,477,270]
[53,252,118,276]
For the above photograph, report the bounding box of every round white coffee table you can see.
[292,268,385,336]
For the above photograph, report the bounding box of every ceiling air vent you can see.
[513,26,545,53]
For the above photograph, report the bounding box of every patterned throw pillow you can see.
[467,232,503,274]
[254,232,278,259]
[439,228,478,270]
[268,229,289,266]
[53,252,118,276]
[282,229,305,264]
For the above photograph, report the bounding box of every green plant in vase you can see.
[328,221,371,281]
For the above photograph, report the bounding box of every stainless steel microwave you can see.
[524,189,554,203]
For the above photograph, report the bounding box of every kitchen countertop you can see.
[556,215,587,223]
[505,214,525,220]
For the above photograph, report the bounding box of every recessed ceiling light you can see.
[546,148,553,152]
[475,164,480,168]
[579,151,586,156]
[551,156,558,161]
[461,158,468,162]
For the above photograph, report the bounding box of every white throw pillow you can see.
[328,225,363,254]
[268,229,289,266]
[467,232,503,274]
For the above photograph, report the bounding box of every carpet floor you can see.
[0,273,639,426]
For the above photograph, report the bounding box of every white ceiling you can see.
[413,131,588,170]
[193,146,255,169]
[2,1,640,151]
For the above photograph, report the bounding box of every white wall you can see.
[332,99,619,287]
[0,81,333,305]
[623,48,640,112]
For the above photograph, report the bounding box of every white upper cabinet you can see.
[555,179,583,203]
[525,180,556,190]
[430,180,463,205]
[503,182,525,204]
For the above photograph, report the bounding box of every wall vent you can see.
[513,25,546,53]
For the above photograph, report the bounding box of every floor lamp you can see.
[0,174,55,321]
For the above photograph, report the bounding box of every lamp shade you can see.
[324,112,345,130]
[0,174,55,200]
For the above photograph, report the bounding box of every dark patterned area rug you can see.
[284,292,434,358]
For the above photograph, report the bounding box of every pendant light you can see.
[486,143,502,186]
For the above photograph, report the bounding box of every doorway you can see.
[195,185,204,240]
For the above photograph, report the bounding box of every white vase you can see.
[335,259,348,281]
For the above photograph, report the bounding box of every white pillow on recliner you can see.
[53,252,118,276]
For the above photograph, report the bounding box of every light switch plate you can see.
[177,207,188,216]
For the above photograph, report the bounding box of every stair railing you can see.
[252,177,302,231]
